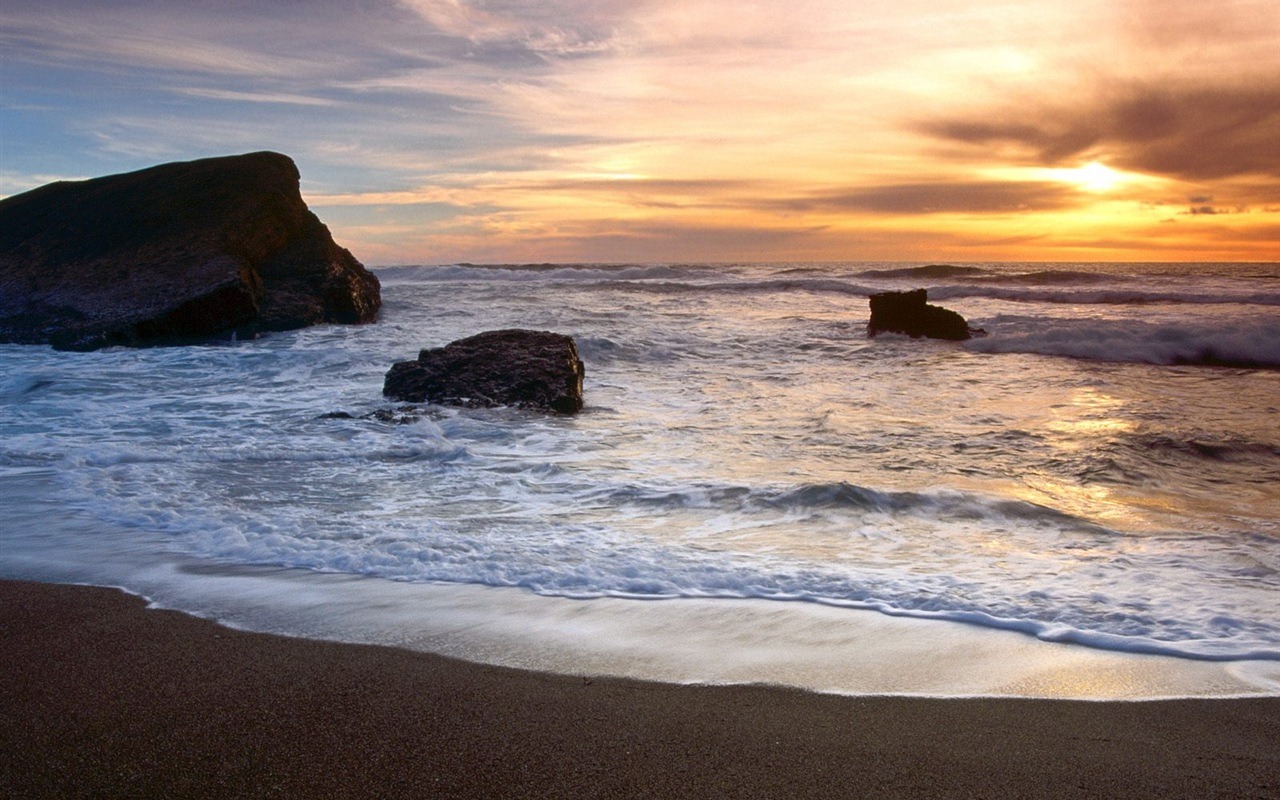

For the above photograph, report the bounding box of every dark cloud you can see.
[953,233,1051,247]
[517,177,1081,217]
[765,181,1079,215]
[920,82,1280,182]
[1183,205,1251,216]
[532,177,756,194]
[924,121,1100,164]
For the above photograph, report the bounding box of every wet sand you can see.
[2,578,1277,799]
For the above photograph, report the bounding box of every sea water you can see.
[3,261,1279,698]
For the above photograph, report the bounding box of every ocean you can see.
[3,261,1279,698]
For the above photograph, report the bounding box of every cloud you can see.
[509,176,761,209]
[765,181,1080,215]
[0,170,92,198]
[1,1,560,184]
[1118,0,1280,52]
[1182,204,1252,216]
[365,174,1084,224]
[920,81,1280,182]
[173,88,339,107]
[0,9,337,79]
[397,0,636,60]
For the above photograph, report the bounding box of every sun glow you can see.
[1061,161,1128,192]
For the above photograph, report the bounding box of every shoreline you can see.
[3,578,1278,798]
[6,465,1276,703]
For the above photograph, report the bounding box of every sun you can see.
[996,160,1142,196]
[1065,161,1126,192]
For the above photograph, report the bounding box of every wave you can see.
[379,264,1280,309]
[382,267,883,300]
[930,285,1280,307]
[584,480,1110,534]
[33,436,1280,661]
[969,269,1113,286]
[160,475,1280,661]
[968,317,1280,368]
[592,279,1280,308]
[0,374,57,401]
[856,265,1136,285]
[1058,431,1280,493]
[375,263,715,284]
[575,335,688,365]
[857,264,989,280]
[1128,433,1280,464]
[597,277,880,297]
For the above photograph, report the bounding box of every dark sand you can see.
[2,579,1277,799]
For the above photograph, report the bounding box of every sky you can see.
[2,0,1278,265]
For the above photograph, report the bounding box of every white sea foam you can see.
[38,450,1280,661]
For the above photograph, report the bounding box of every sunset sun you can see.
[1067,161,1126,192]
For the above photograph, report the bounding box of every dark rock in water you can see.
[867,288,973,341]
[0,151,381,350]
[384,329,585,414]
[319,408,423,425]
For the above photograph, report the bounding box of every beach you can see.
[3,578,1278,799]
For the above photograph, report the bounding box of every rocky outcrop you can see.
[383,330,585,414]
[867,289,974,341]
[0,151,380,350]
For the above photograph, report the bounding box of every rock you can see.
[0,151,380,350]
[319,408,423,425]
[867,288,973,341]
[384,330,585,414]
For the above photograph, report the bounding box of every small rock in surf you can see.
[867,288,977,341]
[383,329,585,414]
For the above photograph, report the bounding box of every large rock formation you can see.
[867,289,974,341]
[0,151,380,350]
[384,330,585,414]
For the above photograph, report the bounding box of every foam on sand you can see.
[100,566,1280,700]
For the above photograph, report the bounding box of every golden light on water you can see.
[1044,388,1136,449]
[1011,387,1147,528]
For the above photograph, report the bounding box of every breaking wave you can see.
[931,285,1280,307]
[857,264,989,280]
[375,264,1280,308]
[967,317,1280,369]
